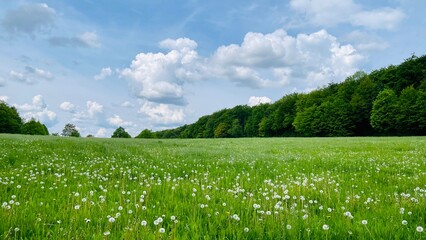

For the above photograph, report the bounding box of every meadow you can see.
[0,135,425,239]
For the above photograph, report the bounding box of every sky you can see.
[0,0,425,137]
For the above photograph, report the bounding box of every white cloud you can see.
[87,101,103,118]
[107,114,133,127]
[95,128,107,138]
[120,101,134,108]
[72,101,105,126]
[59,101,76,112]
[290,0,405,30]
[122,30,362,98]
[94,67,112,80]
[0,96,9,103]
[121,37,201,105]
[247,96,273,107]
[9,66,53,84]
[2,3,56,37]
[15,95,58,127]
[139,102,185,125]
[346,30,389,51]
[351,7,405,30]
[209,29,362,89]
[49,31,101,48]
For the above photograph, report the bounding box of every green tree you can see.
[136,129,155,138]
[214,122,230,138]
[0,101,23,134]
[62,123,81,137]
[22,118,49,135]
[396,86,419,135]
[370,89,398,134]
[228,119,243,137]
[112,126,131,138]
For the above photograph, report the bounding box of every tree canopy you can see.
[111,127,131,138]
[0,101,23,134]
[62,123,81,137]
[22,118,49,135]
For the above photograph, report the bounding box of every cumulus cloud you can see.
[0,96,9,103]
[49,31,101,48]
[94,67,112,80]
[209,29,362,89]
[120,37,202,105]
[247,96,273,107]
[122,30,362,100]
[290,0,404,30]
[59,101,76,112]
[139,102,185,125]
[107,114,133,127]
[1,3,56,37]
[72,101,106,126]
[15,95,58,127]
[95,128,107,138]
[9,66,53,84]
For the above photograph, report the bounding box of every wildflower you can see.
[402,220,408,225]
[159,228,165,233]
[244,227,249,232]
[103,231,110,236]
[323,224,329,230]
[14,227,20,232]
[141,220,147,226]
[362,220,368,225]
[118,206,123,211]
[170,215,176,221]
[108,217,115,223]
[74,205,80,210]
[286,224,292,230]
[232,214,240,221]
[417,226,424,233]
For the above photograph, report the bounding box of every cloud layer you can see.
[15,95,58,127]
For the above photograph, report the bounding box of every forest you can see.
[151,55,426,138]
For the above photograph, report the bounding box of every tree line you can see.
[151,55,426,138]
[2,55,425,138]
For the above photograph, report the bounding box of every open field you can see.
[0,135,425,239]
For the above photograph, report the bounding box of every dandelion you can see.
[323,224,329,230]
[244,227,249,233]
[402,220,408,225]
[74,205,80,210]
[170,215,176,221]
[108,217,115,223]
[232,214,240,221]
[14,227,20,232]
[118,206,123,211]
[85,218,91,223]
[103,231,110,236]
[141,220,147,226]
[417,226,424,233]
[159,228,165,233]
[362,220,368,225]
[286,224,292,230]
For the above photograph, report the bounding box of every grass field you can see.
[0,135,425,239]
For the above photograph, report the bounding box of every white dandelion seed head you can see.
[417,226,424,232]
[402,220,408,225]
[141,220,147,226]
[244,227,249,232]
[362,220,368,225]
[323,224,329,230]
[159,228,165,233]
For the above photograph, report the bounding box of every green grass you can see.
[0,134,425,239]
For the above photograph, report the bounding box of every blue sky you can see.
[1,0,425,137]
